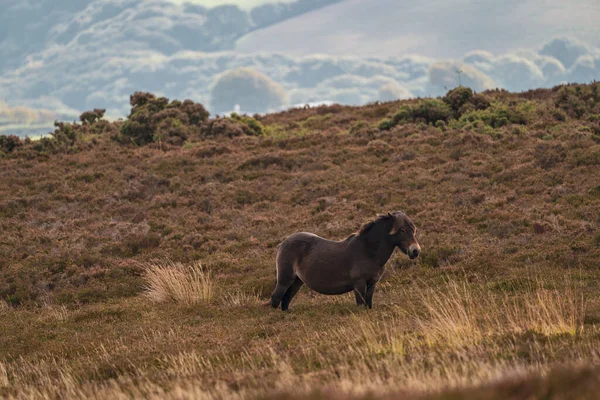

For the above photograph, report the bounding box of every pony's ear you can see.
[388,213,400,235]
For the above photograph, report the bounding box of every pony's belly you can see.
[313,286,354,295]
[303,280,354,295]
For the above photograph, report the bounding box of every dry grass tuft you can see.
[415,276,584,346]
[143,260,213,305]
[0,362,8,389]
[221,289,262,306]
[417,279,482,346]
[503,283,584,336]
[42,304,71,323]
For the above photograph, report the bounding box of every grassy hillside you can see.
[1,84,600,399]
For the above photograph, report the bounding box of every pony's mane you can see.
[358,214,393,235]
[352,211,414,238]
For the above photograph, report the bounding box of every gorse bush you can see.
[379,88,493,131]
[229,113,265,136]
[555,82,600,119]
[0,135,23,154]
[379,99,451,130]
[443,86,474,115]
[79,108,106,125]
[2,109,114,156]
[410,99,453,124]
[31,121,89,154]
[458,102,529,129]
[201,113,265,138]
[119,93,209,146]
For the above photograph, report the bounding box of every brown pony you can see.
[270,211,420,311]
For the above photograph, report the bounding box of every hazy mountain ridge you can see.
[1,0,599,137]
[0,0,341,73]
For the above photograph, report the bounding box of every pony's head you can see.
[357,211,421,259]
[387,211,421,259]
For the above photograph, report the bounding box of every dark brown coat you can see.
[270,211,420,311]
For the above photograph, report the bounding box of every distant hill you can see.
[0,0,341,74]
[1,0,599,138]
[236,0,600,58]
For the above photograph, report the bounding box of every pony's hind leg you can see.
[281,277,303,311]
[270,281,293,309]
[270,259,297,309]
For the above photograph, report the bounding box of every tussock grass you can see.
[41,304,71,323]
[0,362,8,389]
[221,289,262,306]
[142,260,213,305]
[503,283,584,336]
[414,276,584,346]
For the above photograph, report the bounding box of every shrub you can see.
[27,121,94,154]
[367,139,392,156]
[79,109,106,125]
[202,114,264,138]
[534,143,566,169]
[459,103,528,129]
[201,118,247,138]
[555,83,600,119]
[378,100,451,131]
[179,99,210,125]
[119,92,209,146]
[456,93,492,117]
[229,113,265,136]
[378,118,396,131]
[392,107,412,124]
[0,135,24,154]
[410,99,452,124]
[152,108,191,146]
[349,120,369,135]
[443,86,473,115]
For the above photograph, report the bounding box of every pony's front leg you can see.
[353,280,367,307]
[365,282,377,309]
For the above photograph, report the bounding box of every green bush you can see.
[378,118,396,131]
[229,113,264,136]
[443,86,473,115]
[378,99,452,131]
[410,99,452,124]
[555,83,600,119]
[459,103,528,128]
[391,107,411,124]
[201,114,264,138]
[79,109,106,125]
[0,135,24,154]
[118,92,209,146]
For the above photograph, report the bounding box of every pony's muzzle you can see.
[408,243,421,259]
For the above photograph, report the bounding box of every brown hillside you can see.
[0,84,599,399]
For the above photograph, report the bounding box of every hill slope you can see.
[236,0,600,57]
[0,84,599,398]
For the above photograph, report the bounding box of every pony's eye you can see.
[399,228,406,233]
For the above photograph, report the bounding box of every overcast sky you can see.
[2,0,600,136]
[169,0,292,9]
[237,0,600,58]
